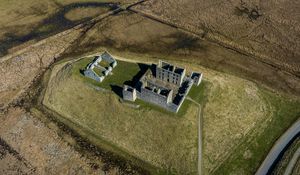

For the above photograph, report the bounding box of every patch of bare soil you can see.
[0,108,105,174]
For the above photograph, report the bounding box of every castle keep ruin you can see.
[123,60,203,113]
[84,51,117,82]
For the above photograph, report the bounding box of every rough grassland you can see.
[173,57,300,175]
[64,7,109,21]
[0,108,105,174]
[0,0,137,56]
[82,50,300,175]
[132,0,300,76]
[43,52,300,175]
[172,59,274,174]
[43,58,199,174]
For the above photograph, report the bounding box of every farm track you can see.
[187,96,203,175]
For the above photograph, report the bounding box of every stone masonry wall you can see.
[156,67,183,86]
[139,87,170,109]
[123,87,136,101]
[84,69,102,82]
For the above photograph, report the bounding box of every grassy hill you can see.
[42,52,300,174]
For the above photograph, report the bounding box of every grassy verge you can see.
[188,80,210,104]
[33,62,158,174]
[213,88,300,175]
[41,104,161,174]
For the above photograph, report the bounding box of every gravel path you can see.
[187,96,202,175]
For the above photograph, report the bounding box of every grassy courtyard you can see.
[72,57,140,90]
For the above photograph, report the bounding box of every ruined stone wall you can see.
[137,87,183,113]
[191,72,203,86]
[139,87,170,109]
[84,69,103,82]
[123,90,134,101]
[173,79,194,113]
[132,64,201,113]
[123,86,136,101]
[84,52,117,83]
[168,103,179,113]
[101,51,115,63]
[166,90,173,103]
[156,67,183,86]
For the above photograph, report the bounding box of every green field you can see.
[73,56,204,116]
[43,57,201,174]
[106,52,300,175]
[212,88,300,175]
[2,0,299,174]
[73,57,140,90]
[99,50,300,174]
[43,53,300,175]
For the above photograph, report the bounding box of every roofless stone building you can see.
[123,60,202,113]
[83,51,117,82]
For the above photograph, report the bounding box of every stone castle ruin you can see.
[84,52,117,82]
[123,60,203,113]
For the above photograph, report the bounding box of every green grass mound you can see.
[43,57,202,174]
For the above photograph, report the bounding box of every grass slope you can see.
[43,52,300,175]
[44,58,200,174]
[213,89,300,175]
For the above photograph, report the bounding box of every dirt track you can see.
[187,96,203,175]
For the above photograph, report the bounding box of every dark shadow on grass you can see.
[124,63,150,87]
[111,63,151,98]
[110,85,123,98]
[79,69,85,75]
[0,2,120,57]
